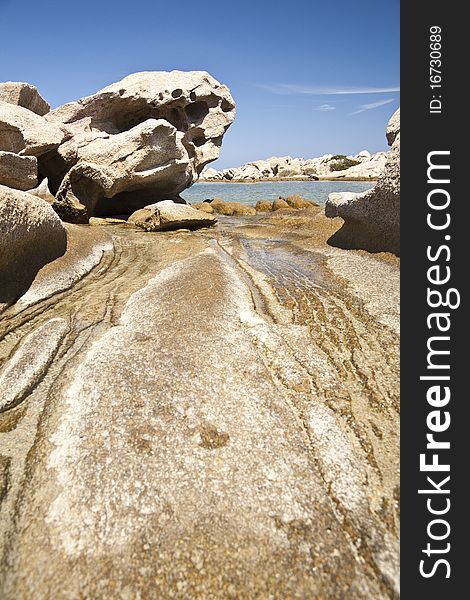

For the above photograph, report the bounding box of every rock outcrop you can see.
[129,200,217,231]
[325,110,400,255]
[0,185,67,304]
[39,71,235,222]
[0,82,50,116]
[200,151,387,182]
[0,100,65,157]
[386,109,400,146]
[0,152,37,191]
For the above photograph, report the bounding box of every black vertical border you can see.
[401,3,466,598]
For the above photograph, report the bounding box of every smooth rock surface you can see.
[0,210,399,598]
[41,71,235,221]
[0,82,50,116]
[0,151,37,191]
[129,200,217,231]
[0,185,67,304]
[0,100,65,157]
[0,318,69,411]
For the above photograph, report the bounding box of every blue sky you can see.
[0,0,399,168]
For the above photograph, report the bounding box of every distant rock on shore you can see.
[325,109,400,255]
[200,150,387,182]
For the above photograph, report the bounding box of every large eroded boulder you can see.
[0,100,65,157]
[0,185,67,304]
[325,109,400,255]
[0,82,50,116]
[40,71,235,221]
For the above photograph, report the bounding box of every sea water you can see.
[181,180,373,206]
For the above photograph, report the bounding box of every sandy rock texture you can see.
[38,71,235,221]
[0,152,37,191]
[325,109,400,255]
[0,185,67,305]
[0,100,64,158]
[0,82,50,116]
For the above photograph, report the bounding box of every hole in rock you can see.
[221,98,233,112]
[110,100,188,133]
[193,135,206,147]
[185,101,209,122]
[172,88,183,98]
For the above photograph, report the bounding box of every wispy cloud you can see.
[256,83,400,96]
[350,98,395,115]
[315,104,336,112]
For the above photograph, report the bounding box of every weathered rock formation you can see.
[38,71,235,221]
[0,82,50,116]
[0,185,67,304]
[325,109,400,255]
[0,86,62,192]
[0,152,37,191]
[200,151,387,182]
[129,200,217,231]
[0,100,65,158]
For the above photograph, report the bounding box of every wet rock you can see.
[0,100,65,157]
[0,82,50,116]
[41,71,235,221]
[0,152,37,191]
[210,198,256,216]
[0,185,67,304]
[272,197,290,211]
[326,109,400,255]
[192,202,215,214]
[129,200,217,231]
[286,195,318,210]
[255,200,273,212]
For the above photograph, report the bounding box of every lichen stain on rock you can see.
[198,424,230,450]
